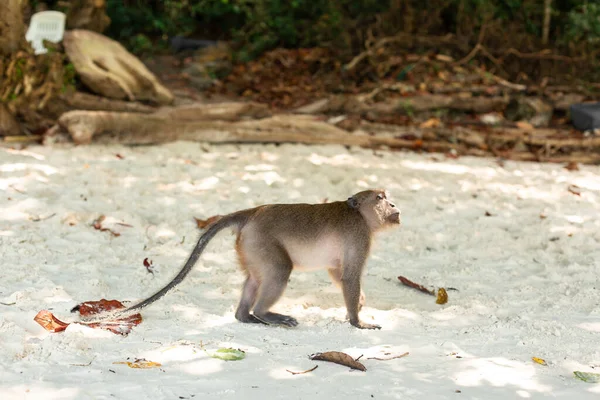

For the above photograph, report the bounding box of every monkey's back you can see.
[236,201,371,271]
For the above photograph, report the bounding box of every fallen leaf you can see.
[574,371,600,383]
[436,288,449,304]
[565,162,579,171]
[398,276,435,296]
[484,211,493,217]
[113,359,162,369]
[33,310,70,333]
[208,348,246,361]
[515,121,534,130]
[286,365,318,375]
[73,299,128,316]
[419,118,441,129]
[567,185,581,196]
[539,213,547,219]
[115,154,125,159]
[532,357,547,366]
[92,215,121,237]
[309,351,366,371]
[194,215,222,229]
[143,258,154,275]
[70,299,142,335]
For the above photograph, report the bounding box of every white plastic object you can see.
[25,11,66,55]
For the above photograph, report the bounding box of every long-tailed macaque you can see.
[82,189,401,329]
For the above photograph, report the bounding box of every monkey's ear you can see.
[347,196,359,209]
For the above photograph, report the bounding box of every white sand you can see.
[1,141,599,399]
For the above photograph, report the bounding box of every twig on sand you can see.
[367,352,410,361]
[286,365,318,375]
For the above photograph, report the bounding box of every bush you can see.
[103,0,600,59]
[105,0,388,58]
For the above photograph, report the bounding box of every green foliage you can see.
[62,62,77,88]
[566,3,600,43]
[103,0,600,58]
[105,0,388,58]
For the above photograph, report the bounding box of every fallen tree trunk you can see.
[57,92,157,113]
[297,93,510,116]
[52,104,600,163]
[52,103,600,164]
[55,101,272,143]
[56,110,387,147]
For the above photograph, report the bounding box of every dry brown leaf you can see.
[70,299,142,335]
[143,258,154,275]
[309,351,366,371]
[113,358,161,369]
[567,185,581,196]
[33,310,70,333]
[92,215,120,237]
[73,299,128,316]
[565,162,579,171]
[515,121,534,130]
[398,276,435,296]
[419,118,441,129]
[194,215,222,229]
[436,288,449,304]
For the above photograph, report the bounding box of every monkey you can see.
[81,189,401,330]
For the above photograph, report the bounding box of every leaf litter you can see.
[398,275,450,304]
[34,299,142,336]
[309,351,367,371]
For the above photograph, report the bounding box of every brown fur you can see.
[83,189,400,330]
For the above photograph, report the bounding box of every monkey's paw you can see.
[351,320,381,330]
[254,312,298,327]
[236,314,266,324]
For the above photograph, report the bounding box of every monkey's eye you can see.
[376,194,383,200]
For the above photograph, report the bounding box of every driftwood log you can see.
[63,29,173,105]
[296,93,510,116]
[57,92,157,114]
[53,101,600,164]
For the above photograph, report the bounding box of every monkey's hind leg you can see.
[235,276,264,324]
[250,248,298,328]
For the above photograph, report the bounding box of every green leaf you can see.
[209,348,246,361]
[574,371,600,383]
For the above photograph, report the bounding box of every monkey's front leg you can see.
[340,266,381,330]
[328,267,366,312]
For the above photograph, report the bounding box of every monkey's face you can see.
[354,190,401,230]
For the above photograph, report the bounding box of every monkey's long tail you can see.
[80,212,249,323]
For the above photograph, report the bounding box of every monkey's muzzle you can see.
[388,211,401,225]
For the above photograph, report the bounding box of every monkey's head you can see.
[348,189,401,231]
